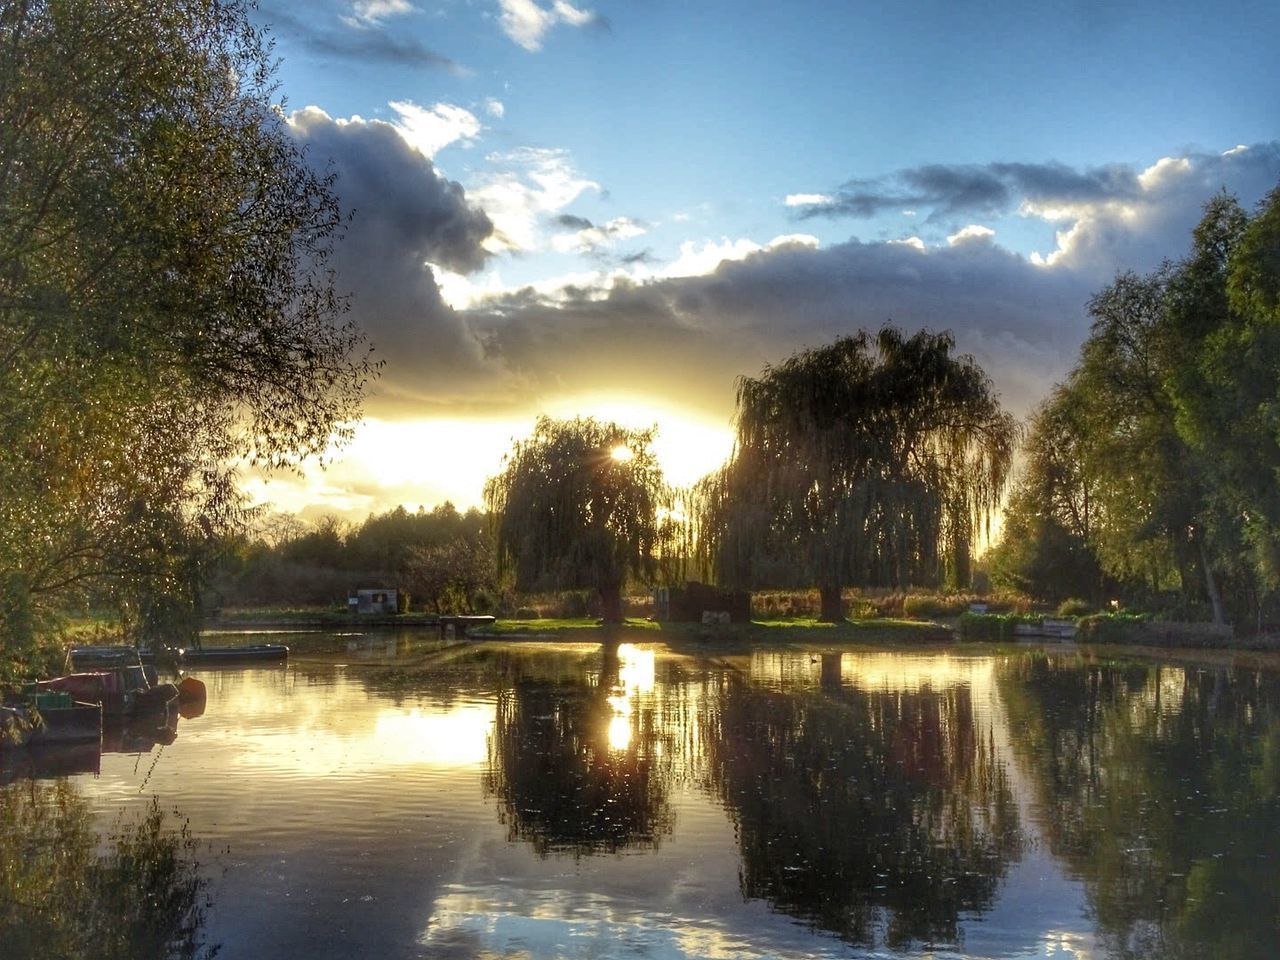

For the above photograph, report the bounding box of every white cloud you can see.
[1137,155,1191,190]
[947,224,995,245]
[889,236,926,251]
[345,0,414,26]
[659,234,818,278]
[1223,144,1249,157]
[470,147,600,252]
[550,216,647,253]
[784,193,833,207]
[388,100,481,159]
[484,97,506,119]
[498,0,596,51]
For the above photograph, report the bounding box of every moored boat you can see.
[178,643,289,664]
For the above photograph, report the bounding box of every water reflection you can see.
[14,634,1280,959]
[0,781,211,960]
[705,652,1022,949]
[484,642,675,856]
[1000,653,1280,959]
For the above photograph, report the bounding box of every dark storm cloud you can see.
[288,108,497,413]
[254,1,460,72]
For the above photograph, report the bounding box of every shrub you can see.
[514,607,539,620]
[1076,612,1149,643]
[1056,598,1092,618]
[903,594,967,619]
[957,611,1041,641]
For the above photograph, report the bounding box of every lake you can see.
[3,632,1279,959]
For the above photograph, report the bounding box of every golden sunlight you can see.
[546,395,735,489]
[610,444,634,463]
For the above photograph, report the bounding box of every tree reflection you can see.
[0,781,213,960]
[705,673,1021,949]
[999,654,1280,959]
[484,642,675,856]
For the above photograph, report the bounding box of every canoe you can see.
[178,644,289,664]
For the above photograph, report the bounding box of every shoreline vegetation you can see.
[57,599,1280,654]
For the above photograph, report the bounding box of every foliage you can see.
[992,186,1280,630]
[1075,612,1150,644]
[902,594,967,619]
[0,784,212,959]
[956,611,1041,641]
[485,417,669,623]
[699,328,1016,620]
[0,0,375,659]
[403,537,494,615]
[1055,597,1093,618]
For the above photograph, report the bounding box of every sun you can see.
[610,444,634,463]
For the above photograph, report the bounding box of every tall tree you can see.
[484,417,667,623]
[0,0,375,655]
[701,329,1015,621]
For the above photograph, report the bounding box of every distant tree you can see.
[484,418,667,623]
[403,538,494,615]
[700,329,1015,621]
[0,0,375,652]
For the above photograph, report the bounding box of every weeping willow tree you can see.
[484,417,667,622]
[699,329,1016,621]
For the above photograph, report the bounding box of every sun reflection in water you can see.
[606,644,656,752]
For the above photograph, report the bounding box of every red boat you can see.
[31,664,177,719]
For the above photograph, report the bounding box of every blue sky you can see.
[244,0,1280,519]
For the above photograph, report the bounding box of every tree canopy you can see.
[484,417,667,622]
[698,329,1016,620]
[991,185,1280,628]
[0,0,374,658]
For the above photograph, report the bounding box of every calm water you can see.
[4,633,1280,959]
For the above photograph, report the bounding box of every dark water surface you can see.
[5,633,1280,959]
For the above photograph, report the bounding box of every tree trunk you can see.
[1196,527,1227,627]
[598,582,623,624]
[819,584,844,623]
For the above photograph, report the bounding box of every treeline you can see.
[988,187,1280,630]
[212,505,491,614]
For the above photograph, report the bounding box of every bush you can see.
[1076,612,1149,643]
[957,611,1042,641]
[514,607,539,620]
[903,594,967,619]
[1056,598,1092,618]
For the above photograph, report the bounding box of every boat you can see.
[177,643,289,664]
[70,642,289,666]
[31,664,177,718]
[1,694,102,748]
[69,644,158,667]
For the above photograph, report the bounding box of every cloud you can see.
[498,0,601,50]
[469,147,600,252]
[484,98,506,119]
[388,100,481,158]
[255,1,458,71]
[947,224,995,245]
[550,215,647,254]
[287,107,497,414]
[791,158,1143,222]
[784,193,833,207]
[344,0,414,26]
[463,144,1279,423]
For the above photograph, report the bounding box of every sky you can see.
[242,0,1280,522]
